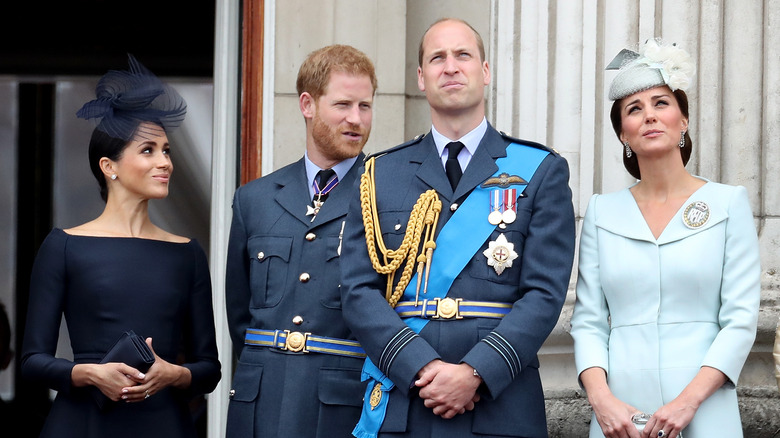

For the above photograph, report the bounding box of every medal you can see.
[501,209,516,225]
[306,172,339,222]
[488,189,503,225]
[488,211,503,225]
[682,201,709,229]
[502,188,517,224]
[483,233,518,275]
[306,199,324,222]
[489,188,518,226]
[369,382,383,410]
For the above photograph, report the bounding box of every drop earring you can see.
[679,131,686,148]
[623,141,632,158]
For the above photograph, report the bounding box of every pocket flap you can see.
[231,362,263,402]
[317,368,364,407]
[247,235,292,262]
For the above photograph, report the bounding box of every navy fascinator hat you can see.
[76,54,187,141]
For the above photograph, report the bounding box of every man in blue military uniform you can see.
[340,18,575,437]
[225,44,377,437]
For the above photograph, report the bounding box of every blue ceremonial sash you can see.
[352,143,550,438]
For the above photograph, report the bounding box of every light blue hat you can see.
[607,38,695,101]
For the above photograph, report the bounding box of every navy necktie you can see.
[445,141,464,190]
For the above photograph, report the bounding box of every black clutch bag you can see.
[91,330,156,409]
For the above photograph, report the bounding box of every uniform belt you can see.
[394,298,513,319]
[244,328,366,358]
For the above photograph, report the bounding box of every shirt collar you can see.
[304,153,358,197]
[431,117,488,159]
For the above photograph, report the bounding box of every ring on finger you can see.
[657,430,665,437]
[144,390,150,399]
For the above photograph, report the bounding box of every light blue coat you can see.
[570,180,760,438]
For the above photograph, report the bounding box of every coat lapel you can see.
[274,159,314,227]
[594,189,655,242]
[595,181,728,245]
[656,182,727,245]
[414,135,453,202]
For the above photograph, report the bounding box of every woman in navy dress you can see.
[20,55,221,438]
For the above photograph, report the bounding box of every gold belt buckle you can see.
[434,298,463,319]
[283,330,310,353]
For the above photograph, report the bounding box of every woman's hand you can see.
[590,391,643,438]
[71,362,147,402]
[119,337,192,403]
[640,398,694,438]
[580,367,642,438]
[639,366,726,438]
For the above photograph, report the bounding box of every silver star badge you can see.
[306,200,324,222]
[483,233,518,275]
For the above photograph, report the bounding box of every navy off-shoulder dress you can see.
[21,228,221,438]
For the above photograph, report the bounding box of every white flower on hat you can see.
[637,38,695,92]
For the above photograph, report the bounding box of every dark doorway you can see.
[0,0,215,77]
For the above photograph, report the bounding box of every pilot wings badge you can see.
[480,172,527,189]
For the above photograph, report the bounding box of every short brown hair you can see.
[610,89,692,180]
[418,18,486,67]
[296,44,377,101]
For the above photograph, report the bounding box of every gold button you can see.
[299,273,310,282]
[305,233,316,241]
[292,315,304,325]
[229,389,235,398]
[257,252,265,260]
[450,203,459,212]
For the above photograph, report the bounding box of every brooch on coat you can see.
[682,201,709,229]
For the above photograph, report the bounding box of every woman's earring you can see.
[623,141,632,158]
[110,174,117,180]
[679,131,686,148]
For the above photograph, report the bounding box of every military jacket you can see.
[225,155,365,438]
[340,125,576,437]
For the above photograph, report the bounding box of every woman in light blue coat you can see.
[570,39,760,438]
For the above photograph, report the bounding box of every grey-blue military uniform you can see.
[225,154,366,437]
[341,125,576,437]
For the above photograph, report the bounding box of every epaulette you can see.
[498,130,561,156]
[364,133,427,162]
